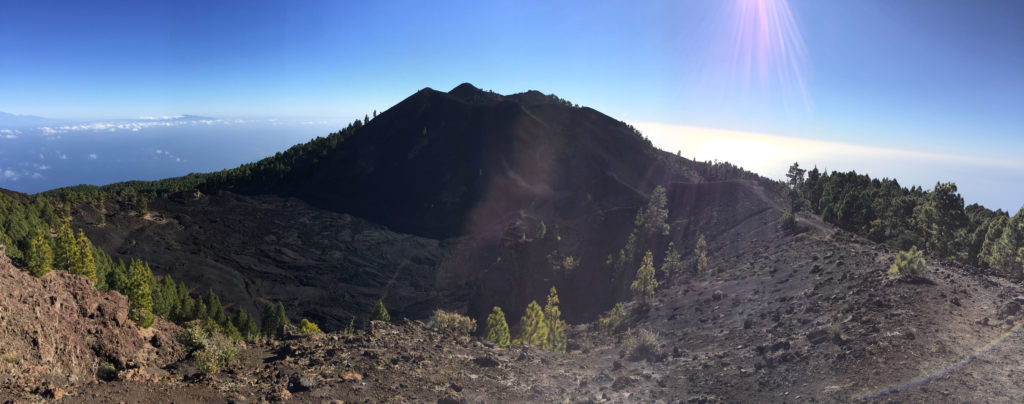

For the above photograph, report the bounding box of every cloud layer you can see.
[635,122,1024,211]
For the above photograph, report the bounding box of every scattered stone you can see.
[340,371,363,382]
[611,376,635,391]
[473,355,500,367]
[807,329,830,345]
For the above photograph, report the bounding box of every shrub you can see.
[427,309,477,335]
[299,318,322,337]
[96,362,117,381]
[483,306,510,347]
[371,299,390,323]
[177,320,237,375]
[598,302,628,334]
[622,328,659,361]
[343,317,356,335]
[779,210,797,232]
[889,246,926,277]
[194,332,236,375]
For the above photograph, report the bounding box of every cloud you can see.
[635,121,1024,211]
[35,117,246,135]
[0,129,19,138]
[88,153,98,160]
[137,115,185,120]
[2,169,18,180]
[634,122,1024,178]
[154,149,185,163]
[57,152,67,160]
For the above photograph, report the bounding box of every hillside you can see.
[8,209,1024,402]
[69,84,769,330]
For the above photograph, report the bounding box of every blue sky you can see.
[1,0,1022,210]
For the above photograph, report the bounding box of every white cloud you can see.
[88,153,97,160]
[34,117,246,135]
[2,169,18,180]
[31,172,42,179]
[0,129,20,138]
[635,121,1024,211]
[57,152,67,160]
[138,115,185,120]
[154,149,185,163]
[635,122,1024,178]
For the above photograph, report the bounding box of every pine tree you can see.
[27,230,53,277]
[515,301,548,348]
[233,308,260,342]
[260,302,280,338]
[543,287,567,352]
[631,251,657,305]
[483,306,510,347]
[159,275,179,319]
[53,221,75,270]
[176,281,194,322]
[193,297,208,323]
[73,229,97,283]
[150,275,166,318]
[274,301,289,330]
[126,259,154,328]
[694,234,709,275]
[659,242,682,279]
[107,259,129,295]
[207,289,228,326]
[371,299,390,323]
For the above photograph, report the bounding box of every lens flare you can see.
[708,0,811,112]
[854,316,1024,400]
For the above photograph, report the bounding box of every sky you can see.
[1,0,1022,210]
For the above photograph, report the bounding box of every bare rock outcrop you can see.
[0,244,182,392]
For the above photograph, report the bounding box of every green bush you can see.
[888,246,926,277]
[427,309,477,335]
[779,210,796,232]
[96,362,117,381]
[598,302,628,334]
[177,320,237,375]
[299,318,322,337]
[622,328,659,361]
[371,299,390,323]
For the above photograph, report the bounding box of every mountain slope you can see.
[71,84,773,329]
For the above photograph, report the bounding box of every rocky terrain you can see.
[8,186,1024,402]
[5,84,1023,402]
[0,245,181,401]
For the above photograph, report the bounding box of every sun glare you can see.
[716,0,810,111]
